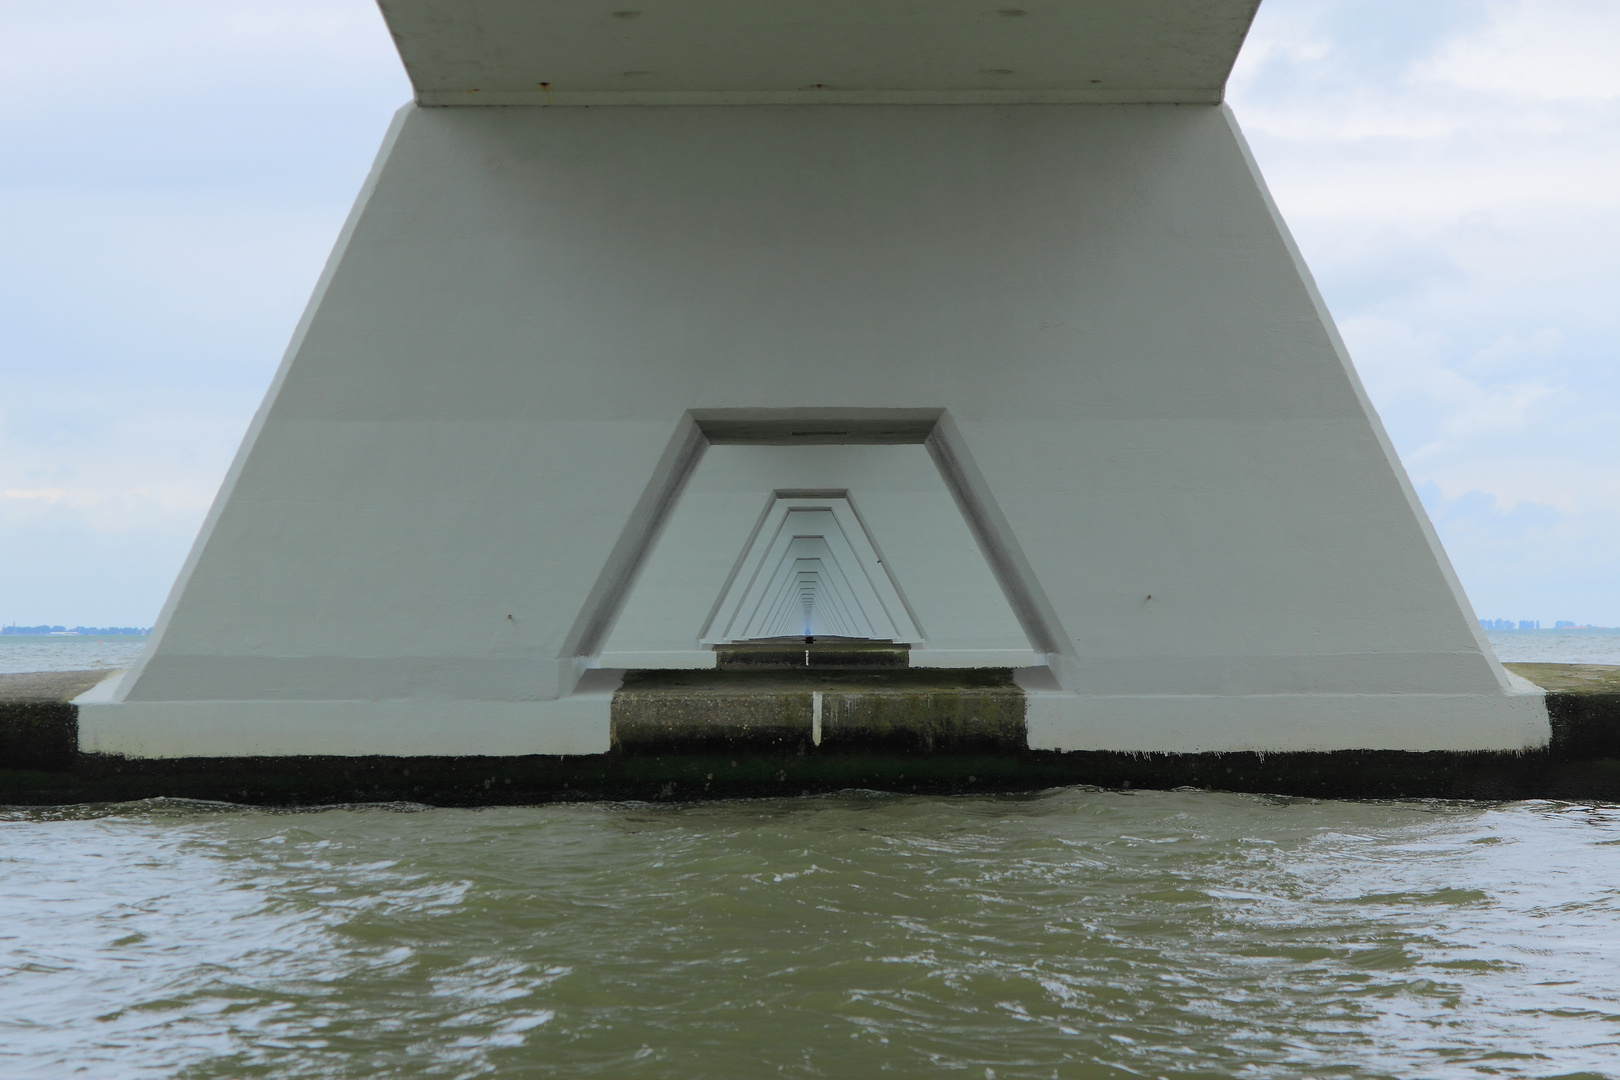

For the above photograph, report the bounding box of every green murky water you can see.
[3,789,1619,1078]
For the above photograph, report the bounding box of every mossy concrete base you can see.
[2,747,1619,808]
[714,637,911,670]
[4,665,1620,806]
[612,667,1024,753]
[0,671,115,770]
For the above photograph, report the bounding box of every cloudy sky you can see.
[1,0,1617,629]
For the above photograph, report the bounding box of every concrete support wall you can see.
[81,103,1547,756]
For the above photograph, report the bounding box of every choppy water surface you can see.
[4,791,1620,1079]
[0,634,147,673]
[1486,628,1620,665]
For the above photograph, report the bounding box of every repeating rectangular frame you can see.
[561,408,1072,688]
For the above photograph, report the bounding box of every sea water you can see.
[3,792,1620,1078]
[5,633,1620,1076]
[0,634,148,674]
[1485,628,1620,665]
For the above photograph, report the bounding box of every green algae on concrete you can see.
[612,667,1025,753]
[612,686,814,752]
[818,685,1024,752]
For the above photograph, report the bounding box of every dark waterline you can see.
[3,789,1619,1078]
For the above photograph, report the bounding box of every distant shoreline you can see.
[2,628,150,637]
[1483,626,1617,632]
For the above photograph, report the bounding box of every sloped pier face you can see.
[78,3,1547,759]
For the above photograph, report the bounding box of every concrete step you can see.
[0,669,120,770]
[611,667,1024,754]
[1505,663,1620,759]
[11,666,1620,806]
[714,637,911,670]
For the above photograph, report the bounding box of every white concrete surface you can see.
[380,0,1260,106]
[1021,690,1551,754]
[706,499,917,644]
[69,670,126,706]
[81,99,1549,756]
[79,699,613,758]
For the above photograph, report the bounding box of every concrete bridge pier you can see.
[75,0,1547,765]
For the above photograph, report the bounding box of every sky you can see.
[0,0,1616,629]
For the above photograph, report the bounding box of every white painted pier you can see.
[79,0,1547,759]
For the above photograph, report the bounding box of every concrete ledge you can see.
[76,698,612,758]
[0,671,120,769]
[69,683,1550,758]
[714,638,911,670]
[1504,663,1620,694]
[1506,663,1620,759]
[1,670,121,703]
[3,665,1616,805]
[1023,689,1550,753]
